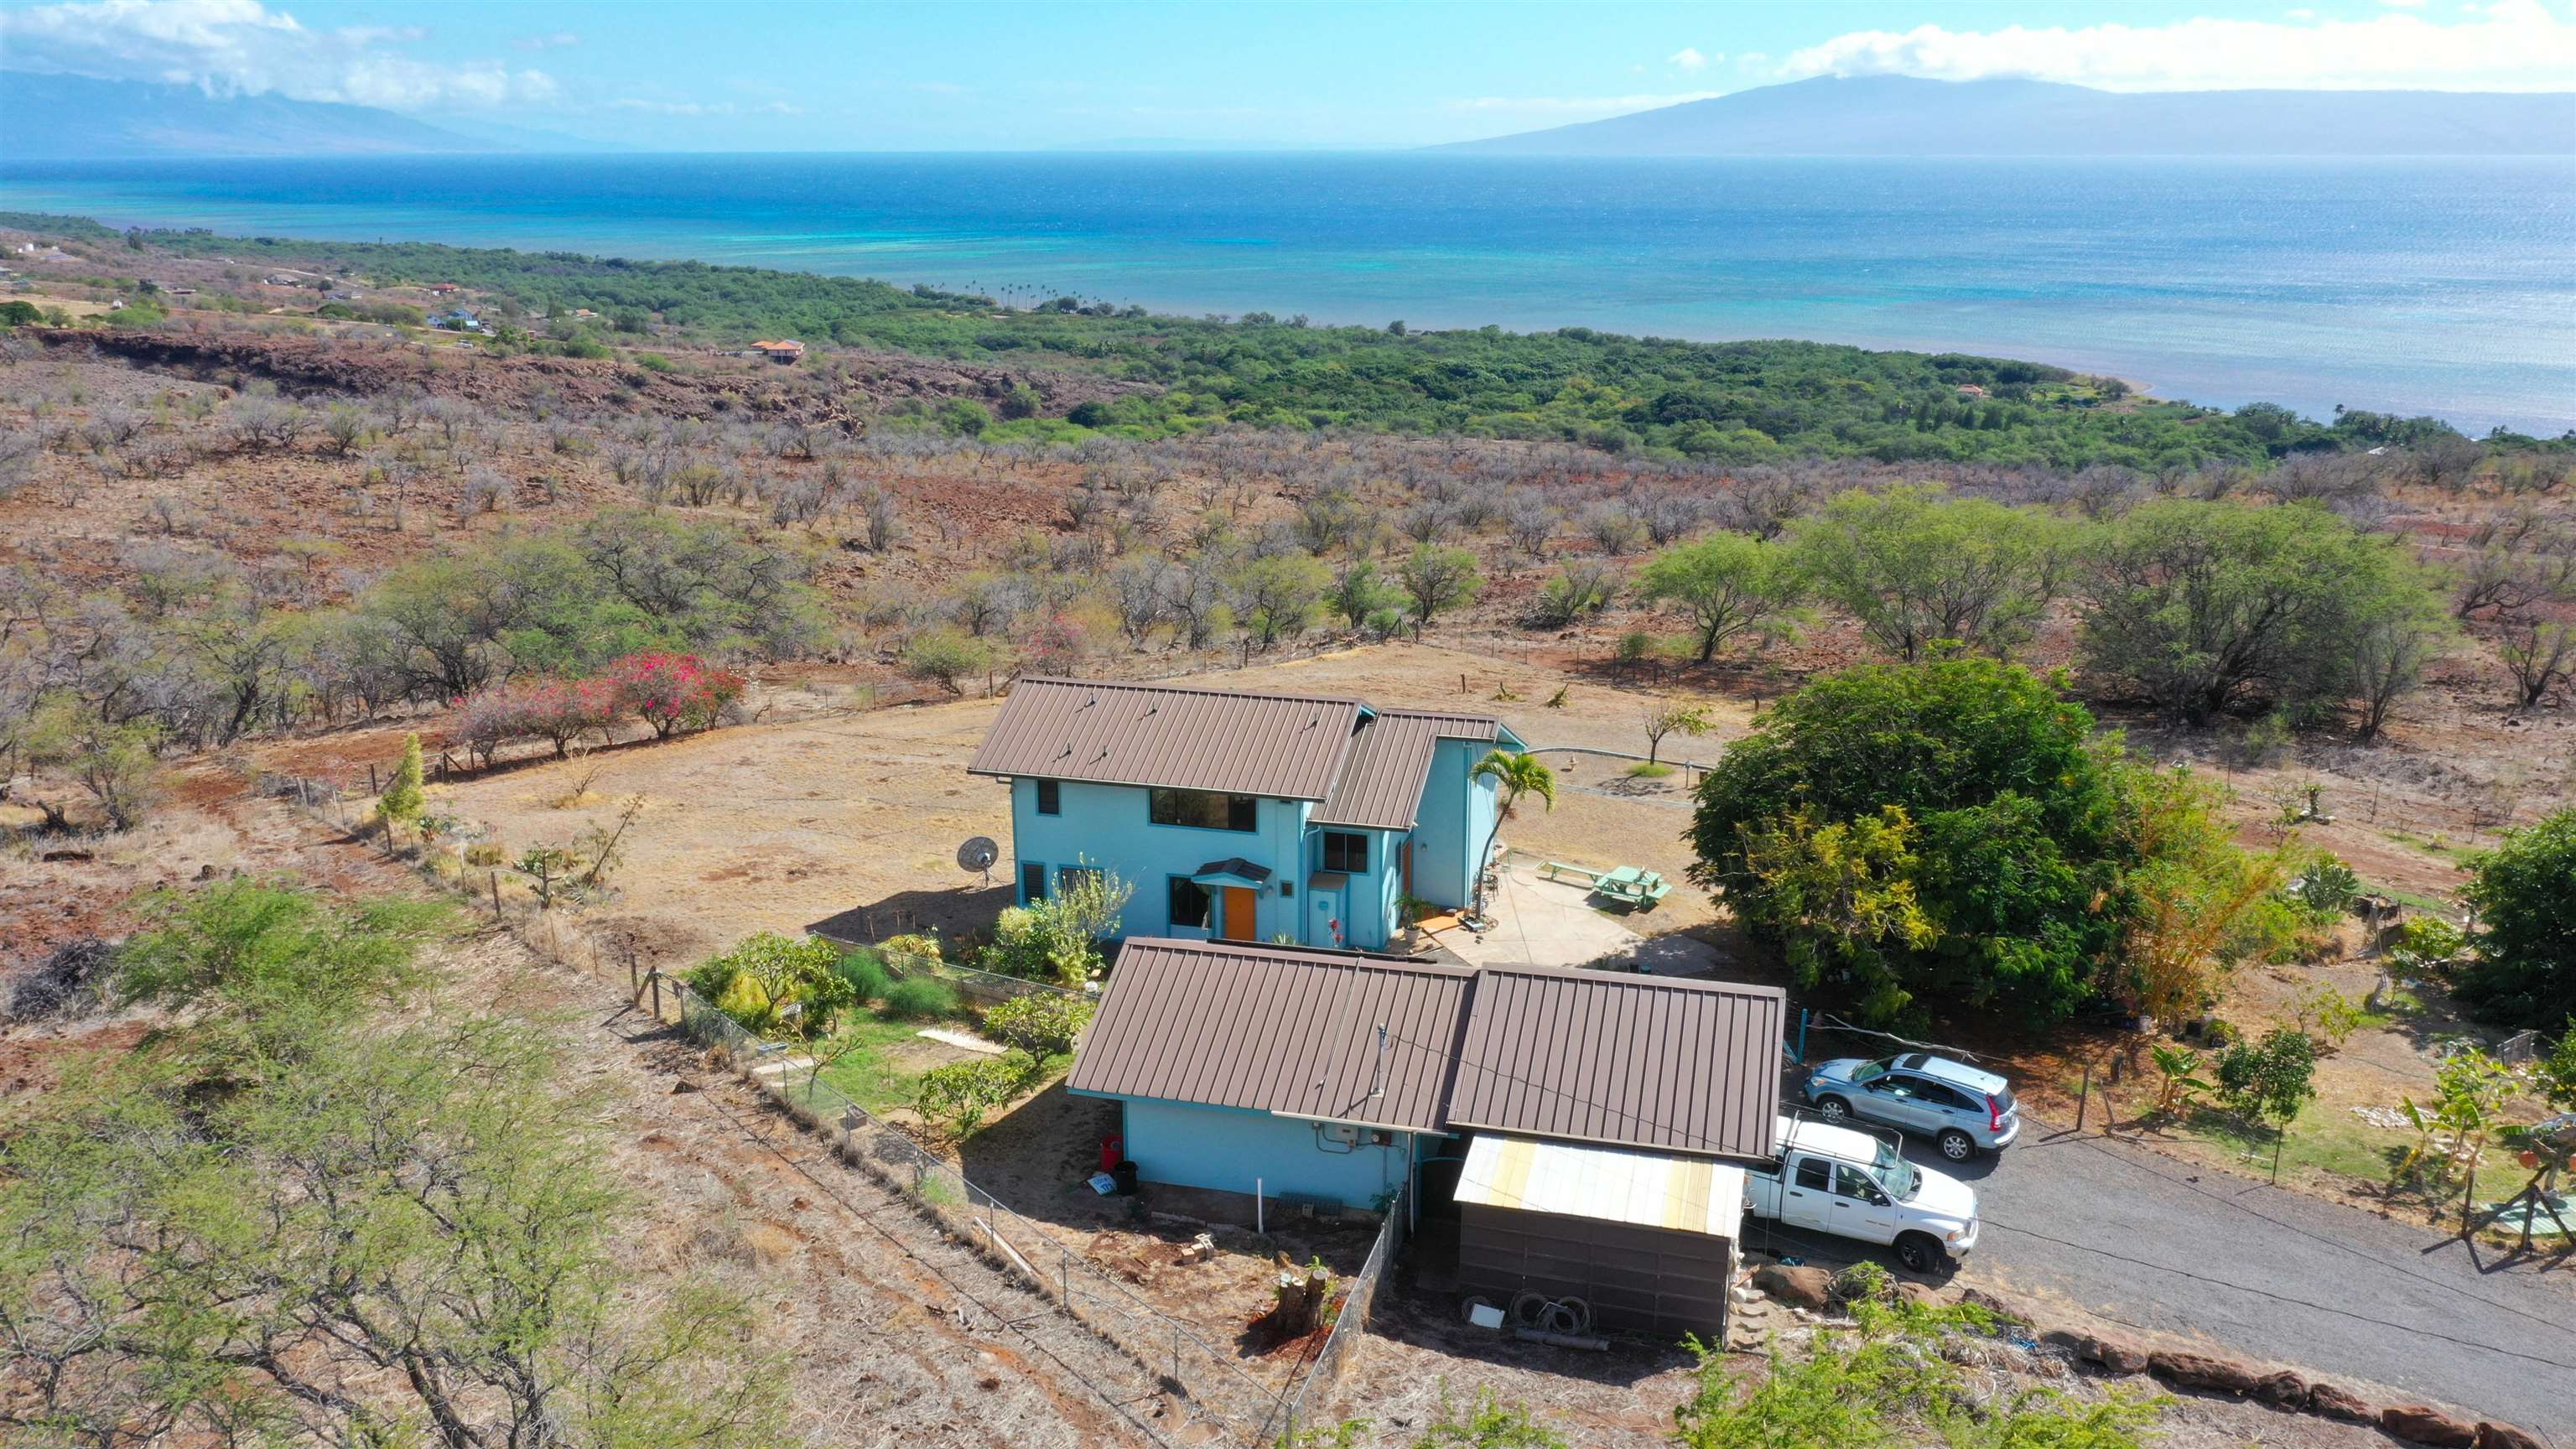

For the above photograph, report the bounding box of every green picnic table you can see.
[1593,865,1671,908]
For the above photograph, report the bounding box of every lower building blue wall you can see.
[1110,1095,1413,1210]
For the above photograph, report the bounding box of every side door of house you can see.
[1220,886,1259,941]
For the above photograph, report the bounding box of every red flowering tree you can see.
[608,653,745,738]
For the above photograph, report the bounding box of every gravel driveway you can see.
[1841,1116,2574,1436]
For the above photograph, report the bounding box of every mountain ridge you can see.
[1443,75,2576,156]
[0,71,613,158]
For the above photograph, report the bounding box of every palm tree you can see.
[1468,749,1555,917]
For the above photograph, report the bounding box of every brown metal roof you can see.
[1446,967,1784,1161]
[1312,709,1504,830]
[968,677,1364,801]
[1067,938,1476,1133]
[1068,943,1784,1162]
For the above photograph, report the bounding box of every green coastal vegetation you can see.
[8,209,2562,469]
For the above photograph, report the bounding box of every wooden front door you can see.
[1221,886,1258,941]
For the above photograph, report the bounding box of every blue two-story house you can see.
[967,677,1526,952]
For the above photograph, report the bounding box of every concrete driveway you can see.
[1426,861,1719,976]
[1751,1110,2576,1437]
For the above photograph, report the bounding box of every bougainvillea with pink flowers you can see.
[608,653,746,738]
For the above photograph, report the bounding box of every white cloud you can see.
[1668,46,1708,71]
[1450,91,1722,114]
[0,0,562,110]
[1780,0,2576,91]
[2379,0,2427,8]
[515,30,579,50]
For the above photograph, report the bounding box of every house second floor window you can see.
[1321,831,1369,873]
[1020,862,1046,903]
[1035,779,1061,815]
[1147,787,1257,833]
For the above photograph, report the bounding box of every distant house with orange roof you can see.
[750,339,805,363]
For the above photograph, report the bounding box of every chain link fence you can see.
[1259,1181,1410,1441]
[666,969,1294,1446]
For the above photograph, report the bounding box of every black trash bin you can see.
[1111,1160,1140,1196]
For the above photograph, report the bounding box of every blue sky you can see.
[5,0,2572,149]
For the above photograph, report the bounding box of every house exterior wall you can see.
[1007,776,1308,942]
[1410,737,1498,910]
[1107,1095,1413,1209]
[1000,735,1504,945]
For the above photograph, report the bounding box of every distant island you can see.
[1445,75,2576,157]
[0,71,620,159]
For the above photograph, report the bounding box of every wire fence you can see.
[1259,1181,1410,1441]
[668,972,1298,1446]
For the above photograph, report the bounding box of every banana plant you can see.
[2151,1043,2211,1117]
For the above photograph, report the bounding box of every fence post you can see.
[2076,1061,2092,1132]
[369,762,379,795]
[489,871,501,917]
[1059,1244,1070,1306]
[651,970,662,1021]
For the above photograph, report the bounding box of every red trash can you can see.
[1099,1134,1124,1173]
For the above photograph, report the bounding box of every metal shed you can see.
[1454,1132,1743,1343]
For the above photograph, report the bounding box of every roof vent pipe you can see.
[1368,1023,1388,1101]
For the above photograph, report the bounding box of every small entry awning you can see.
[1457,1133,1743,1240]
[1192,858,1273,889]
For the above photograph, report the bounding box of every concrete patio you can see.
[1423,856,1722,977]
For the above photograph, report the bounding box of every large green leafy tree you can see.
[1635,531,1809,663]
[1689,659,2136,1025]
[2075,498,2450,724]
[1786,486,2064,662]
[2457,809,2576,1030]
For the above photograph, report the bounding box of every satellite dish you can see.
[958,836,1000,884]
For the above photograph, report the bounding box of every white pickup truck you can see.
[1741,1114,1981,1274]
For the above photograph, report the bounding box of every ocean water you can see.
[3,153,2569,434]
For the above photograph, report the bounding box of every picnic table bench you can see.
[1540,860,1670,909]
[1595,865,1671,907]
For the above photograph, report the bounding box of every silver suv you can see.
[1804,1052,2020,1161]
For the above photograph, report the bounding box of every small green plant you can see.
[2388,914,2466,972]
[880,975,959,1021]
[914,1050,1041,1137]
[834,950,893,1005]
[2291,981,2371,1047]
[2215,1028,2319,1126]
[2149,1043,2211,1117]
[1625,761,1676,779]
[380,732,425,843]
[687,932,857,1040]
[980,993,1095,1057]
[1829,1259,1896,1308]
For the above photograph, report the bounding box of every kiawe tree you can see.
[2075,497,2450,726]
[1635,531,1808,663]
[1785,485,2061,662]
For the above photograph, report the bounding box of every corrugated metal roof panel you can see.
[1067,937,1477,1133]
[1311,709,1505,830]
[1447,967,1784,1161]
[967,677,1364,801]
[1456,1133,1743,1239]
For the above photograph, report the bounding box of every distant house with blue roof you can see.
[967,677,1524,951]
